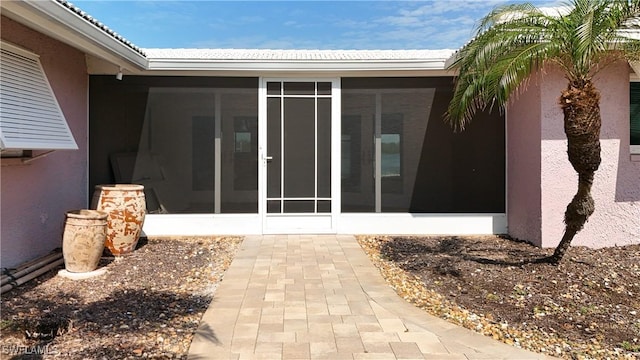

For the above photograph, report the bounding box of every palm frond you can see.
[446,0,640,130]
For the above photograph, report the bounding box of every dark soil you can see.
[358,235,640,360]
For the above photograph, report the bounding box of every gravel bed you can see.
[357,235,640,360]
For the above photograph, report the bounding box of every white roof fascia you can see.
[630,62,640,77]
[1,0,147,71]
[146,59,450,73]
[143,48,456,73]
[137,69,454,78]
[444,55,458,70]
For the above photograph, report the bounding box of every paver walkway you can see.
[188,235,554,359]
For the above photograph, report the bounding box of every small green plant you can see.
[0,319,14,331]
[620,341,640,352]
[511,284,527,297]
[533,306,546,317]
[579,305,597,315]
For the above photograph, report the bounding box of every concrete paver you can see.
[188,235,555,359]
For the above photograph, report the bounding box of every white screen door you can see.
[260,79,340,233]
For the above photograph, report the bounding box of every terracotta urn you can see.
[62,210,108,272]
[91,184,146,256]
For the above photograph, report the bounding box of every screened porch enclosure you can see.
[89,75,505,232]
[136,88,258,213]
[341,77,505,214]
[89,76,259,214]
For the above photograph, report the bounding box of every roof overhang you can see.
[145,58,452,74]
[630,61,640,78]
[137,49,457,76]
[1,0,147,72]
[0,1,459,77]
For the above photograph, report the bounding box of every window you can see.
[0,41,77,153]
[341,116,362,192]
[381,114,403,194]
[630,82,640,154]
[341,77,506,213]
[89,77,259,214]
[192,116,215,191]
[234,132,252,152]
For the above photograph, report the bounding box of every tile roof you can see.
[143,48,455,61]
[49,2,640,66]
[56,0,454,63]
[55,0,146,56]
[55,1,455,64]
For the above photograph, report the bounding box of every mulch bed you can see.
[357,235,640,360]
[0,236,242,359]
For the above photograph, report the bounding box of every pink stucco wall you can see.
[509,62,640,248]
[507,74,543,243]
[1,16,88,268]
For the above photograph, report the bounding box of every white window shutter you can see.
[0,42,78,150]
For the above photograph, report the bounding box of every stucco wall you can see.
[509,62,640,248]
[1,16,88,268]
[507,75,543,243]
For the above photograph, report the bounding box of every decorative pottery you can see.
[62,210,108,272]
[91,184,146,256]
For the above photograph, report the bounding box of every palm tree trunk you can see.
[549,80,602,264]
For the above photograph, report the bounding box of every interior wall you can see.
[1,16,88,268]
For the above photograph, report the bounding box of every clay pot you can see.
[62,210,108,272]
[91,184,146,256]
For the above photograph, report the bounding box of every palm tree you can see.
[446,0,640,263]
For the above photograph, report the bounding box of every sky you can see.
[72,0,562,50]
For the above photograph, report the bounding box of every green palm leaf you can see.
[446,0,640,130]
[446,0,640,262]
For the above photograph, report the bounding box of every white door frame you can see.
[258,77,341,234]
